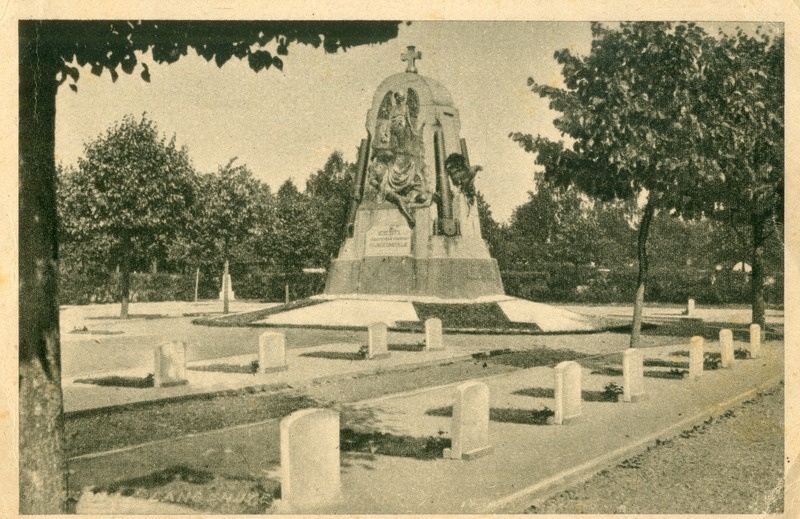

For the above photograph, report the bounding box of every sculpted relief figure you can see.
[444,153,482,207]
[369,89,432,227]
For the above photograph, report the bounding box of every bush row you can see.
[502,265,782,305]
[59,264,782,306]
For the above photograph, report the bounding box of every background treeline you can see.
[57,115,782,307]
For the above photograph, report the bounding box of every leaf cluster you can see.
[20,20,401,91]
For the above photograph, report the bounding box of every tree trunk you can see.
[751,215,767,328]
[222,259,230,314]
[194,266,200,303]
[19,36,68,513]
[630,200,655,349]
[119,246,131,319]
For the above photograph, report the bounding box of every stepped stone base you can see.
[325,257,504,299]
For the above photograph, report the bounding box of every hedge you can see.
[59,264,782,307]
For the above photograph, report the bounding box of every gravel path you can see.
[527,382,785,515]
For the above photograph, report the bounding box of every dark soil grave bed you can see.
[88,465,279,514]
[189,363,258,374]
[426,405,555,425]
[192,298,324,327]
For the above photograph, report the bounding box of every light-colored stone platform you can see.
[255,295,603,332]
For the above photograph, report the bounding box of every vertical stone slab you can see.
[443,381,493,460]
[719,329,735,368]
[686,298,695,316]
[153,341,187,387]
[259,332,288,373]
[424,318,444,351]
[622,348,644,402]
[218,273,235,301]
[749,323,762,359]
[553,361,582,424]
[280,409,341,509]
[367,321,390,359]
[688,336,704,380]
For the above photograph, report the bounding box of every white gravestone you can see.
[154,341,187,387]
[218,273,235,301]
[688,336,704,380]
[686,298,695,316]
[719,329,735,368]
[622,348,645,402]
[367,321,391,359]
[425,318,444,351]
[554,361,582,424]
[443,381,493,460]
[749,323,761,359]
[259,332,288,373]
[280,409,341,509]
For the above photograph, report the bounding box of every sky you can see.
[54,21,595,223]
[54,20,776,223]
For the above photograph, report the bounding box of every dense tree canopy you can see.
[510,22,747,346]
[59,114,196,317]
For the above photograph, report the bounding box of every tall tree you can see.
[273,179,316,277]
[304,151,355,268]
[704,30,784,327]
[18,20,400,513]
[196,160,270,313]
[62,114,196,318]
[511,22,717,347]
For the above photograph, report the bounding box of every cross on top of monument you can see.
[401,45,421,73]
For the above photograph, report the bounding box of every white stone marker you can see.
[259,332,288,373]
[720,329,735,368]
[622,348,645,402]
[688,336,704,380]
[443,381,493,460]
[367,321,390,359]
[553,361,582,424]
[424,318,444,351]
[218,273,235,301]
[749,323,762,359]
[153,341,187,387]
[280,409,341,509]
[686,298,696,316]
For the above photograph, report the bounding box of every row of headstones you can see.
[151,318,447,387]
[276,323,765,509]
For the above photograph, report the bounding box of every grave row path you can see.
[69,340,783,514]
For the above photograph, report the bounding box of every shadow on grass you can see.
[644,358,689,369]
[590,366,623,377]
[340,429,450,460]
[512,387,620,402]
[73,375,158,388]
[645,369,687,379]
[481,347,588,369]
[91,465,280,514]
[300,351,364,361]
[425,405,555,425]
[388,343,425,352]
[189,363,258,374]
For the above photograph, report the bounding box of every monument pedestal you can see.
[325,203,503,299]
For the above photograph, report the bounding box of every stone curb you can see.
[481,374,784,513]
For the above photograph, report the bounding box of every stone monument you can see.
[324,46,503,299]
[253,46,603,334]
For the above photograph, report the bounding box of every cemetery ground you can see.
[60,301,785,514]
